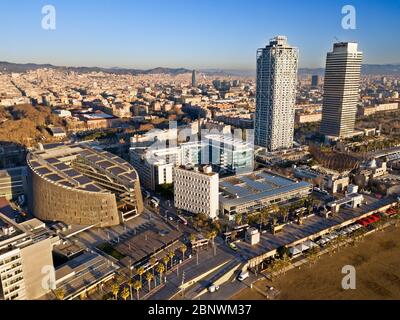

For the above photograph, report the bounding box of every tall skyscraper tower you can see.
[311,75,320,88]
[320,42,363,138]
[192,70,197,87]
[254,36,299,151]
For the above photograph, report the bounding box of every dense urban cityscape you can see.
[1,1,400,305]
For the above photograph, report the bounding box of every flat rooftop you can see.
[55,252,118,299]
[219,170,312,206]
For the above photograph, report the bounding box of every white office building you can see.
[174,165,219,220]
[320,42,363,138]
[130,133,253,190]
[254,36,299,151]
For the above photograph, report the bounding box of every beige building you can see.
[295,112,322,124]
[0,167,27,201]
[174,165,219,220]
[0,200,57,300]
[359,102,399,116]
[27,143,143,227]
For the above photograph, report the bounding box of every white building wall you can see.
[174,166,219,219]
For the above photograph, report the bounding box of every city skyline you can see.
[1,0,400,304]
[1,0,400,70]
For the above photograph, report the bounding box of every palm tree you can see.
[162,255,170,271]
[111,283,120,300]
[121,287,130,301]
[54,288,65,300]
[207,230,217,255]
[136,267,145,283]
[235,213,243,226]
[133,280,142,300]
[156,263,165,284]
[180,244,187,261]
[270,215,278,234]
[145,271,154,292]
[280,207,289,223]
[127,277,134,301]
[189,234,196,243]
[230,230,238,242]
[168,250,175,269]
[149,256,157,276]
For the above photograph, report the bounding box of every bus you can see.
[177,215,188,225]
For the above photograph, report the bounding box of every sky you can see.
[1,0,399,70]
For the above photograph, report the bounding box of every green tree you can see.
[54,288,65,300]
[168,250,175,269]
[136,267,145,283]
[162,255,170,271]
[133,281,142,300]
[180,244,187,261]
[127,277,134,301]
[111,283,120,300]
[235,213,243,226]
[149,256,157,276]
[156,263,165,284]
[145,271,154,292]
[121,287,130,301]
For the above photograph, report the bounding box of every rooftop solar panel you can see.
[46,174,64,182]
[63,169,81,178]
[84,155,103,163]
[54,163,69,171]
[75,175,92,185]
[29,161,41,167]
[97,160,114,169]
[110,167,125,176]
[59,181,75,188]
[83,184,102,192]
[121,172,137,181]
[112,157,127,164]
[36,167,52,175]
[79,150,93,157]
[46,158,60,164]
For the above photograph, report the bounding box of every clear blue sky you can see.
[1,0,399,70]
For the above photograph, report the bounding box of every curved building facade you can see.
[27,143,143,227]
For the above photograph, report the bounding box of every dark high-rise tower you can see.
[311,75,320,88]
[192,70,197,87]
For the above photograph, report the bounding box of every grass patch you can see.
[97,242,126,260]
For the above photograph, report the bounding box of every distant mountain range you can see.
[1,61,400,76]
[0,61,192,76]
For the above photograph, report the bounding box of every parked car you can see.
[238,271,249,281]
[229,243,238,251]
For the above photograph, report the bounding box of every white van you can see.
[238,271,249,281]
